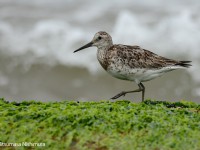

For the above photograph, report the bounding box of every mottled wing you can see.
[107,45,180,69]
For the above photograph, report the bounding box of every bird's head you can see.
[74,31,113,53]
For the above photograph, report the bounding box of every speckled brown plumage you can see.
[101,44,191,70]
[74,31,191,101]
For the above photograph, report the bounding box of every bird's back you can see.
[105,44,191,69]
[101,44,191,82]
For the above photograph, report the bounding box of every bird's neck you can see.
[97,43,113,70]
[97,43,112,60]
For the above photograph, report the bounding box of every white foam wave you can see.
[0,8,200,80]
[113,10,200,57]
[0,20,99,73]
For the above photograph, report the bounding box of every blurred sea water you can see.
[0,0,199,102]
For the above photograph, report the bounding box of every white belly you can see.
[107,65,176,83]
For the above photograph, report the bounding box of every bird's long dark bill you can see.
[73,42,93,53]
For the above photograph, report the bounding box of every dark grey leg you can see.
[111,83,145,101]
[139,83,145,102]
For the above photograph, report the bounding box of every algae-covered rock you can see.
[0,98,199,150]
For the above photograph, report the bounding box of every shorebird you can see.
[74,31,191,101]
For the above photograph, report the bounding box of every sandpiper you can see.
[74,31,191,101]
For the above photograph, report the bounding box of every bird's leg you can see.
[111,83,145,100]
[138,83,145,102]
[110,89,142,99]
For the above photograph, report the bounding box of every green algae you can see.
[0,98,199,150]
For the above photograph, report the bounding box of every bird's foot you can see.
[110,91,126,99]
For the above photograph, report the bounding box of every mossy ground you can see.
[0,98,199,150]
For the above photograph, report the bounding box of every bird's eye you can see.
[98,36,102,40]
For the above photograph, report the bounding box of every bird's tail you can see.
[175,61,192,68]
